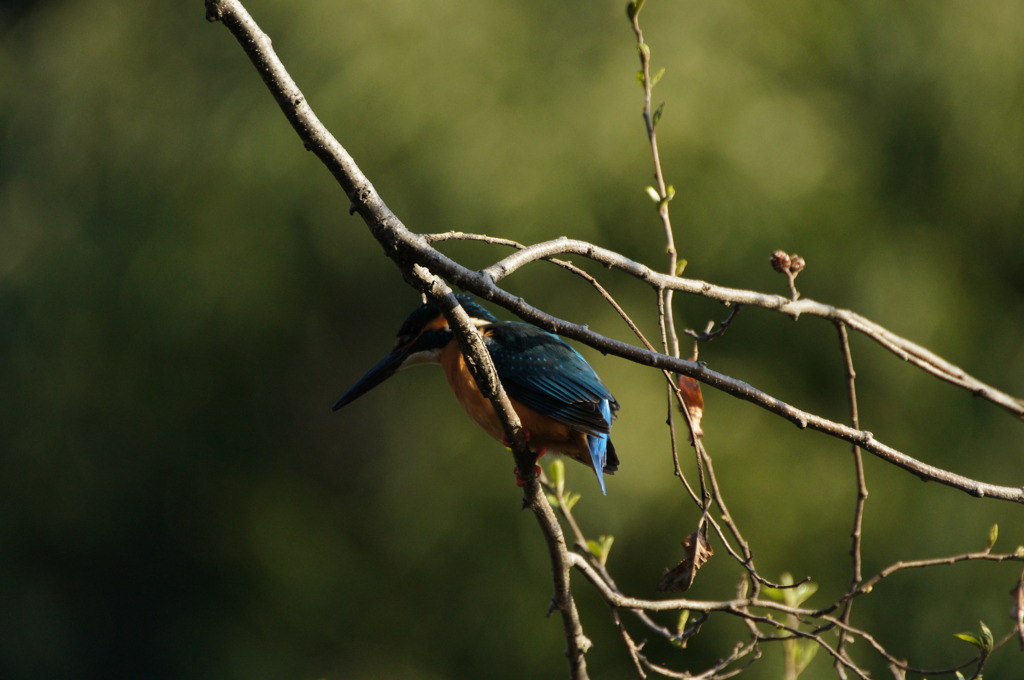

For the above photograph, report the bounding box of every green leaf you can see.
[669,610,690,648]
[652,102,665,127]
[790,581,819,607]
[796,639,819,674]
[586,534,615,566]
[549,458,565,495]
[626,0,647,21]
[954,632,984,650]
[645,186,661,202]
[986,523,998,551]
[599,534,614,561]
[763,574,817,607]
[562,491,581,512]
[651,67,666,87]
[676,609,690,634]
[675,259,688,276]
[979,620,994,652]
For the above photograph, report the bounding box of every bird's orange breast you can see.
[438,340,594,467]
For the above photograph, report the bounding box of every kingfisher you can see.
[332,295,620,493]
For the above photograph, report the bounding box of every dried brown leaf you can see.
[658,530,714,593]
[677,372,704,439]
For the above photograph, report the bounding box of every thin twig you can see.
[834,321,868,677]
[842,549,1024,602]
[629,2,681,361]
[684,305,742,341]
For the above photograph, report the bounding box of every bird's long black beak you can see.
[331,346,410,411]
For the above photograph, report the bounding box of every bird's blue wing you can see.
[483,323,618,436]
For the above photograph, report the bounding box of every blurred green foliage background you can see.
[2,1,1023,678]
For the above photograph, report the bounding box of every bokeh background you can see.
[3,1,1023,678]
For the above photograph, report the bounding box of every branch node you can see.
[204,0,224,22]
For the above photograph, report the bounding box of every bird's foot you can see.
[513,464,543,487]
[501,429,532,449]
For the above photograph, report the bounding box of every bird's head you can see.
[332,294,497,410]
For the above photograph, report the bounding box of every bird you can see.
[332,294,620,493]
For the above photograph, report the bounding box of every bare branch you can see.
[834,321,869,677]
[629,1,681,365]
[846,549,1024,601]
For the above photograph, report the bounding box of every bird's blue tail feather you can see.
[587,400,613,495]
